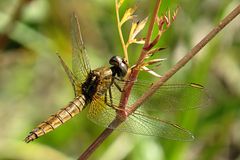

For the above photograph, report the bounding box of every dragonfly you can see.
[25,13,208,143]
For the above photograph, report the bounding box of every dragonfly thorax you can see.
[81,72,99,102]
[81,66,115,102]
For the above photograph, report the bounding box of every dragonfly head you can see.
[109,56,128,78]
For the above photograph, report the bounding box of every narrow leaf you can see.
[128,21,138,40]
[172,7,179,21]
[131,38,145,44]
[141,58,166,67]
[120,6,137,26]
[147,47,166,57]
[141,66,162,78]
[144,58,166,65]
[130,16,148,40]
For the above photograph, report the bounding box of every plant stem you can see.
[78,118,122,160]
[144,0,162,49]
[78,128,114,160]
[115,0,129,63]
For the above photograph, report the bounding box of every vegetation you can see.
[0,0,239,160]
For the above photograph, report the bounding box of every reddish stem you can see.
[78,129,113,160]
[78,119,122,160]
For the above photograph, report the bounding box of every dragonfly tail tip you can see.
[24,132,38,143]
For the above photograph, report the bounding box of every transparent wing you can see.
[117,111,194,140]
[87,96,116,128]
[57,54,82,96]
[114,81,210,112]
[87,95,194,141]
[71,13,91,82]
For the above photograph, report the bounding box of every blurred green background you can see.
[0,0,240,160]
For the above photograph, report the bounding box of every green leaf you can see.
[120,6,137,26]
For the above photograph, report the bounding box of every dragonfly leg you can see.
[104,88,118,110]
[104,92,108,104]
[108,87,114,107]
[114,76,135,83]
[113,81,123,92]
[104,91,112,108]
[104,89,114,109]
[104,97,115,109]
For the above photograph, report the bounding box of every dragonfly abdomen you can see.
[25,94,86,143]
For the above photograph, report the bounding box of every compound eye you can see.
[119,63,128,77]
[109,56,128,77]
[109,56,121,66]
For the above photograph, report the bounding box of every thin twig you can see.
[115,0,129,63]
[144,0,162,49]
[78,128,114,160]
[78,2,240,160]
[78,118,123,160]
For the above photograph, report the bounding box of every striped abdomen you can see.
[25,94,86,143]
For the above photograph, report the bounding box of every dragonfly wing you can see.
[139,83,210,112]
[87,96,194,141]
[116,81,210,112]
[57,54,82,96]
[71,13,91,82]
[87,96,117,128]
[115,110,194,141]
